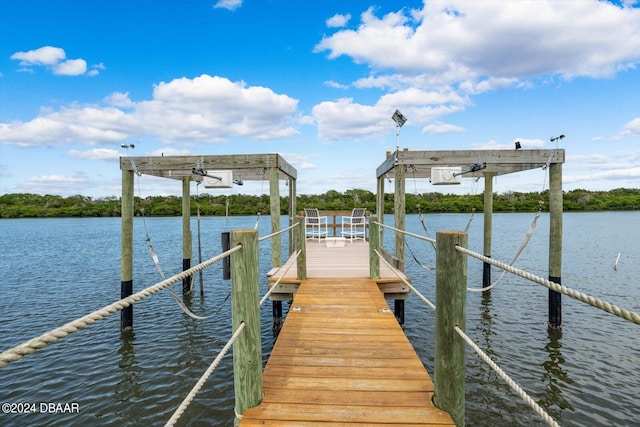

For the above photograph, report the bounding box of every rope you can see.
[260,250,301,306]
[454,326,560,427]
[463,208,476,233]
[455,245,640,325]
[374,249,436,311]
[146,227,212,320]
[405,241,435,271]
[373,221,436,245]
[164,322,246,427]
[468,210,541,292]
[258,222,298,242]
[0,245,243,369]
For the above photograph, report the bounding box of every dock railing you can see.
[370,216,640,427]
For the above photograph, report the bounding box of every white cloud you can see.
[16,172,94,196]
[68,148,121,160]
[317,1,640,79]
[213,0,242,11]
[11,46,65,66]
[53,59,87,76]
[612,117,640,140]
[312,98,389,140]
[10,46,96,76]
[308,2,640,141]
[423,123,465,135]
[327,13,351,28]
[0,74,299,147]
[324,80,349,90]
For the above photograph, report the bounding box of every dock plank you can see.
[239,277,454,426]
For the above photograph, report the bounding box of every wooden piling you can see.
[369,215,380,279]
[434,231,467,427]
[230,229,263,422]
[394,162,405,271]
[120,169,134,333]
[483,172,494,290]
[294,215,306,280]
[548,162,563,329]
[288,177,296,254]
[182,177,192,296]
[269,167,281,268]
[222,232,231,280]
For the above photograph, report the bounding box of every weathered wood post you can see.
[182,177,192,296]
[295,215,307,280]
[120,169,134,333]
[288,177,296,254]
[369,215,380,280]
[548,162,563,329]
[394,161,405,271]
[230,229,262,423]
[376,176,385,238]
[483,172,494,291]
[269,167,281,268]
[434,231,467,427]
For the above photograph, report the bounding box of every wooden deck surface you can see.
[240,278,454,426]
[267,240,411,301]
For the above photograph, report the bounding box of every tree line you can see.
[0,188,638,218]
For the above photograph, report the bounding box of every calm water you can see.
[0,212,638,426]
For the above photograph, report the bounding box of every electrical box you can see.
[430,167,462,185]
[203,170,233,188]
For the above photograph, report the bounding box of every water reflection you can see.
[537,329,574,419]
[115,332,141,403]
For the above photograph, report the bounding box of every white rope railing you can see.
[260,249,301,306]
[0,245,243,369]
[258,222,298,242]
[165,322,246,427]
[455,245,640,325]
[373,221,436,244]
[374,248,436,311]
[454,326,560,427]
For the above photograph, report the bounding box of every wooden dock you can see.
[240,275,454,425]
[267,240,412,301]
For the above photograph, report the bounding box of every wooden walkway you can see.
[240,277,454,426]
[267,240,412,301]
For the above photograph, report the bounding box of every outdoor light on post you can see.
[550,134,565,149]
[392,109,407,153]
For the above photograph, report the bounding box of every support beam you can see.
[294,215,307,280]
[288,177,296,255]
[182,177,192,296]
[377,176,385,244]
[434,230,467,427]
[120,169,134,333]
[548,162,563,329]
[269,167,281,268]
[369,215,380,280]
[394,163,405,271]
[230,229,263,421]
[483,172,494,291]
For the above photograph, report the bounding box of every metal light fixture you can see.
[550,134,565,149]
[392,110,407,155]
[392,110,407,127]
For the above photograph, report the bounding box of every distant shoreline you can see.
[1,188,638,218]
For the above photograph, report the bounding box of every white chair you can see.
[304,208,328,242]
[341,208,366,242]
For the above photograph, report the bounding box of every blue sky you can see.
[1,0,639,198]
